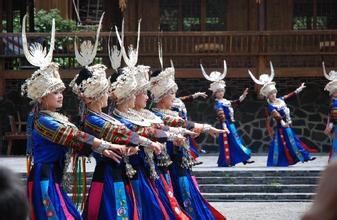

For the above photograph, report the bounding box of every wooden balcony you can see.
[1,30,337,78]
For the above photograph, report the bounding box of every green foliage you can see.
[34,9,77,32]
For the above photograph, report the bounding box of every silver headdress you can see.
[150,41,177,103]
[323,62,337,95]
[200,60,227,93]
[70,13,109,100]
[109,19,141,103]
[248,61,277,97]
[21,14,65,101]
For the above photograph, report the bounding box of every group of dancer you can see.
[21,11,337,219]
[22,14,226,219]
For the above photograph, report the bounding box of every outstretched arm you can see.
[283,82,306,100]
[231,88,249,107]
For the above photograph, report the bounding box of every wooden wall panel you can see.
[266,0,293,30]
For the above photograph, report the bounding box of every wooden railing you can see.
[1,30,337,71]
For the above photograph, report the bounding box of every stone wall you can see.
[0,77,331,154]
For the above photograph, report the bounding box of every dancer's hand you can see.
[102,149,122,163]
[173,135,186,146]
[239,88,249,102]
[324,123,333,136]
[208,127,228,138]
[280,120,289,128]
[149,142,163,155]
[108,143,128,154]
[192,92,208,99]
[126,146,139,156]
[295,83,306,94]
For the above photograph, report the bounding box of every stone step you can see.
[198,184,315,193]
[202,193,314,202]
[193,170,321,177]
[196,176,319,185]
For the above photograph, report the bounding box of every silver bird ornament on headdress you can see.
[322,62,337,95]
[115,19,141,69]
[248,61,275,85]
[248,61,277,97]
[108,22,123,72]
[74,12,105,67]
[22,14,55,69]
[322,62,337,81]
[200,60,227,93]
[200,60,227,82]
[21,14,65,102]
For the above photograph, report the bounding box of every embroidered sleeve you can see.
[133,125,168,142]
[35,116,94,151]
[230,99,241,108]
[179,95,194,102]
[161,114,186,128]
[282,91,296,100]
[215,101,226,122]
[84,115,139,146]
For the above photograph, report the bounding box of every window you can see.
[206,0,226,31]
[160,0,227,31]
[293,0,337,30]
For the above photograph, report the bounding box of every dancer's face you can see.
[160,90,176,109]
[99,91,109,108]
[332,90,337,98]
[41,90,63,111]
[268,92,277,101]
[135,90,148,109]
[214,90,225,99]
[127,94,136,108]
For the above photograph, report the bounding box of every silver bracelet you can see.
[202,124,212,132]
[139,136,152,147]
[94,140,110,155]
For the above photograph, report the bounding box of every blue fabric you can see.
[170,161,216,220]
[267,127,311,167]
[29,114,82,220]
[331,126,337,161]
[215,100,251,167]
[114,114,171,220]
[97,165,130,220]
[217,122,251,167]
[31,164,82,220]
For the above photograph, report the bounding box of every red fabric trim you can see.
[300,141,318,153]
[146,178,170,220]
[160,175,191,220]
[279,128,295,165]
[125,182,139,220]
[27,181,36,220]
[86,182,104,220]
[223,133,231,165]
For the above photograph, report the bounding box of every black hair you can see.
[0,166,29,220]
[75,68,93,85]
[151,69,162,78]
[109,67,124,84]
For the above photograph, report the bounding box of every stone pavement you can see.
[0,154,329,173]
[0,154,328,219]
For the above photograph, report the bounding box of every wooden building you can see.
[1,0,337,96]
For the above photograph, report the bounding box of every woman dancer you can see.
[201,61,253,167]
[322,62,337,162]
[249,62,316,167]
[22,15,125,220]
[150,61,226,220]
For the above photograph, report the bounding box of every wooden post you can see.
[256,0,266,99]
